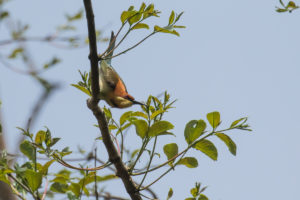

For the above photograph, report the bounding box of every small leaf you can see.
[148,121,174,137]
[194,140,218,161]
[184,120,206,144]
[206,111,220,129]
[24,170,43,191]
[20,140,35,161]
[175,12,184,22]
[230,117,246,128]
[71,84,91,96]
[215,133,237,155]
[8,47,23,59]
[174,25,186,28]
[50,182,68,193]
[43,57,61,69]
[69,182,81,197]
[132,119,148,138]
[163,143,178,162]
[139,2,146,12]
[35,130,46,144]
[169,11,175,25]
[287,1,297,8]
[120,111,133,125]
[198,194,209,200]
[66,10,83,22]
[150,109,165,120]
[132,23,149,30]
[167,188,173,200]
[120,11,136,24]
[0,11,9,19]
[40,160,55,175]
[109,124,118,130]
[177,157,198,168]
[276,8,288,12]
[49,137,60,147]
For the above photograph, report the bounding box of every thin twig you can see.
[94,148,99,200]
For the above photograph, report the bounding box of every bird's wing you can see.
[100,60,129,96]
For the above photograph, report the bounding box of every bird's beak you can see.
[131,100,145,106]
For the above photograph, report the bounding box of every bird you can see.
[98,32,144,108]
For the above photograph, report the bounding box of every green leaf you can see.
[167,187,173,200]
[43,57,61,69]
[49,137,60,147]
[120,11,136,24]
[69,182,81,197]
[35,130,46,144]
[276,8,288,12]
[287,1,297,8]
[150,109,165,120]
[20,140,35,161]
[24,169,43,191]
[0,174,10,185]
[154,25,180,36]
[129,12,142,25]
[120,111,148,125]
[0,11,9,19]
[169,11,175,25]
[148,121,174,137]
[230,117,246,128]
[194,139,218,161]
[174,25,186,28]
[163,143,178,163]
[206,111,220,129]
[8,47,23,59]
[132,23,149,30]
[198,194,209,200]
[50,182,69,193]
[109,124,118,130]
[132,119,148,138]
[40,160,55,175]
[175,12,184,22]
[185,198,196,200]
[177,157,198,168]
[139,2,146,12]
[71,84,91,96]
[66,10,83,22]
[215,133,237,156]
[184,120,206,144]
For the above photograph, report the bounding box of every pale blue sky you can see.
[1,0,300,199]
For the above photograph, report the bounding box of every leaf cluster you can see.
[276,0,299,12]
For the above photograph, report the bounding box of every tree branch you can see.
[83,0,142,199]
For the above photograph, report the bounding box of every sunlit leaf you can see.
[206,111,220,129]
[194,139,218,161]
[148,121,174,137]
[230,117,246,128]
[40,160,55,175]
[35,130,46,145]
[24,169,43,191]
[8,47,23,59]
[198,194,209,200]
[167,188,173,200]
[163,143,178,164]
[169,11,175,25]
[132,23,149,30]
[132,119,148,138]
[215,133,237,155]
[20,140,35,161]
[50,182,68,193]
[184,120,206,144]
[177,157,198,168]
[71,84,91,97]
